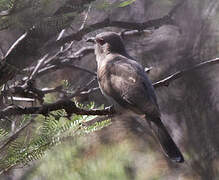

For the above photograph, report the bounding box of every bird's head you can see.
[87,32,126,58]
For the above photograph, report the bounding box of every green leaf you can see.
[118,0,136,7]
[0,102,112,173]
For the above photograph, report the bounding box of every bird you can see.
[88,31,184,163]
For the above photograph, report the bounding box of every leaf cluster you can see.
[0,104,111,174]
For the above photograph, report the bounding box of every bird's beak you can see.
[86,37,95,43]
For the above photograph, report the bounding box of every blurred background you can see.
[0,0,219,179]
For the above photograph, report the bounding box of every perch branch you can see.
[0,100,115,118]
[1,57,219,118]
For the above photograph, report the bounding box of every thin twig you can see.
[56,29,66,41]
[153,58,219,88]
[28,54,48,81]
[79,87,100,95]
[7,97,35,102]
[68,77,97,99]
[79,3,92,30]
[41,86,63,94]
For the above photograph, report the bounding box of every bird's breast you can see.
[97,66,110,95]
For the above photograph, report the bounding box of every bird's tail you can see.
[147,117,184,163]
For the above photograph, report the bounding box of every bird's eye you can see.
[96,38,105,46]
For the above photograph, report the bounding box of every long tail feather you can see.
[148,117,184,163]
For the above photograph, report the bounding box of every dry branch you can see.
[28,54,49,81]
[0,29,44,86]
[153,58,219,88]
[53,15,174,47]
[0,100,115,118]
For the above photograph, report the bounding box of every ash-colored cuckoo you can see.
[89,32,184,163]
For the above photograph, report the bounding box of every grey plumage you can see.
[94,31,184,163]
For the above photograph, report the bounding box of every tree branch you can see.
[53,14,174,47]
[153,58,219,88]
[0,100,115,118]
[28,54,49,81]
[0,57,218,118]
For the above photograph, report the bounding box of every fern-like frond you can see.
[0,128,8,139]
[0,103,111,174]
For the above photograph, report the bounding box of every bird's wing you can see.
[98,55,160,117]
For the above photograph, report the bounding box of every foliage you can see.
[0,104,111,174]
[95,0,137,11]
[118,0,137,8]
